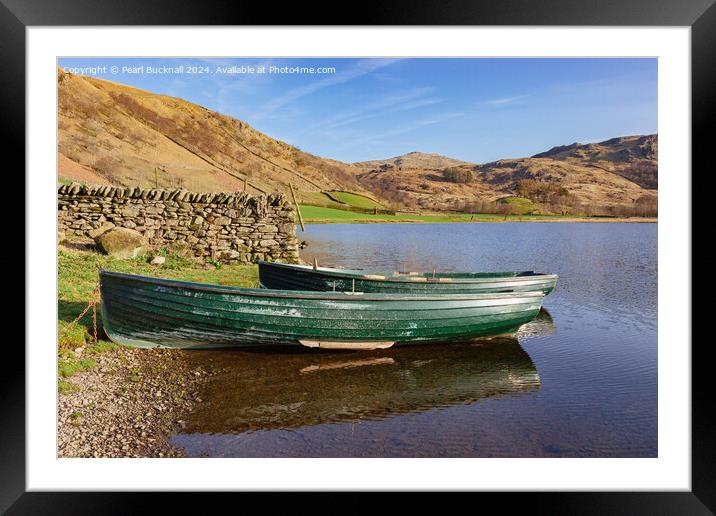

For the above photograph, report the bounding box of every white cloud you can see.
[337,112,465,149]
[482,94,530,106]
[251,58,401,120]
[298,86,441,135]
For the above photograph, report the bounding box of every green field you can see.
[326,191,385,209]
[298,190,387,212]
[297,205,566,223]
[298,191,347,209]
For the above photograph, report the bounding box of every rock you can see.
[149,256,166,265]
[88,223,116,240]
[94,228,146,259]
[122,205,141,218]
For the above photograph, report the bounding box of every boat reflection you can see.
[180,310,554,434]
[517,307,554,339]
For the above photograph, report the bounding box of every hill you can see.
[355,152,471,172]
[57,68,367,199]
[353,136,657,215]
[531,135,658,189]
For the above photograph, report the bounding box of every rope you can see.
[60,282,101,345]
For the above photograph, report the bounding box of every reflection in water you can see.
[517,307,554,339]
[178,311,553,436]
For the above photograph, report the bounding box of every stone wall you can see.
[58,183,300,263]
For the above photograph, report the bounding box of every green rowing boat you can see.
[100,270,545,350]
[258,261,558,295]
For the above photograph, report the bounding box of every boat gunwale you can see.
[105,282,545,316]
[103,289,544,329]
[258,261,559,284]
[99,270,545,302]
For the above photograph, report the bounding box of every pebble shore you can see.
[58,346,213,458]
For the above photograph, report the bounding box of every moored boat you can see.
[258,261,558,295]
[100,270,545,350]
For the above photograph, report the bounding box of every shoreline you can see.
[302,217,658,225]
[58,345,214,458]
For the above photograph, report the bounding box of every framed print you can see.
[5,0,708,512]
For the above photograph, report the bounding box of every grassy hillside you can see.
[325,191,386,209]
[531,135,658,189]
[297,190,388,211]
[497,196,541,215]
[58,68,368,198]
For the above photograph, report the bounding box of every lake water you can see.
[170,222,657,457]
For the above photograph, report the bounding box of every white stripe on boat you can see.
[298,339,395,350]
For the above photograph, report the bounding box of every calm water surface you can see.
[170,222,657,457]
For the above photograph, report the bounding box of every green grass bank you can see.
[58,245,259,390]
[297,205,657,224]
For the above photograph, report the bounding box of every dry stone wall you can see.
[58,183,300,263]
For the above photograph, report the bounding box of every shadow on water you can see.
[177,309,554,436]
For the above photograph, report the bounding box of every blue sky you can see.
[59,57,657,164]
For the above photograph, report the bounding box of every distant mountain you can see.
[533,134,657,161]
[355,152,472,172]
[354,135,657,214]
[531,135,657,189]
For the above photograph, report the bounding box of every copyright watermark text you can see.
[62,64,337,76]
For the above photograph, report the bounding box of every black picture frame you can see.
[4,0,706,513]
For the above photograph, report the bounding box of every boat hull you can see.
[259,261,558,295]
[100,270,545,350]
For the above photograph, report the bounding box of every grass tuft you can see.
[153,247,195,269]
[85,341,120,354]
[58,379,80,394]
[58,321,87,351]
[58,358,97,378]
